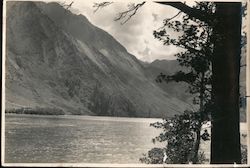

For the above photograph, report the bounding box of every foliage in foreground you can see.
[241,144,247,164]
[140,113,248,164]
[140,111,210,164]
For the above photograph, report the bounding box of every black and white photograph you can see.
[1,0,249,166]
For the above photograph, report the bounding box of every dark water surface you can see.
[5,114,162,163]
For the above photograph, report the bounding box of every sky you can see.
[7,0,248,62]
[70,0,248,63]
[55,0,184,62]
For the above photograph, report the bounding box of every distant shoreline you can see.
[4,113,164,124]
[5,111,65,116]
[4,107,167,119]
[5,107,65,115]
[4,110,248,123]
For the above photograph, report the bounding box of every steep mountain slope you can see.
[5,1,190,117]
[143,60,194,105]
[144,56,247,121]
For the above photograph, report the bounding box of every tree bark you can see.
[156,2,242,163]
[192,129,201,163]
[192,72,205,163]
[211,2,242,163]
[154,1,213,25]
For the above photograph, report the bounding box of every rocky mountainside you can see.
[5,1,190,118]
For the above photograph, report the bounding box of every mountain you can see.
[143,59,194,105]
[144,55,247,121]
[5,1,190,118]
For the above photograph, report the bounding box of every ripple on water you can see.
[5,114,162,163]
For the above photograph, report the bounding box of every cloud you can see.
[60,0,183,62]
[138,46,151,58]
[152,13,158,22]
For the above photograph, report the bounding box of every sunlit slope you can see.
[5,1,189,117]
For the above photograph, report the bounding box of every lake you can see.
[4,114,247,164]
[4,114,163,163]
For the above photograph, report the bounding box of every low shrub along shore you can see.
[5,107,65,115]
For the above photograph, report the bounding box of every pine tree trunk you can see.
[192,72,205,163]
[210,2,242,163]
[192,129,201,163]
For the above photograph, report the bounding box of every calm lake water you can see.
[5,114,163,163]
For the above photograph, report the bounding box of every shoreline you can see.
[4,113,163,123]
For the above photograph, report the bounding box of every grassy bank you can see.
[5,107,65,115]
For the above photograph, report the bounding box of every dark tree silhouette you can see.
[93,2,113,13]
[154,2,214,163]
[153,2,243,163]
[114,1,146,24]
[144,110,208,164]
[210,3,242,163]
[93,1,146,24]
[94,1,243,163]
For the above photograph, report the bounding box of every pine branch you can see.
[64,1,74,10]
[114,1,146,24]
[158,11,182,30]
[154,1,213,25]
[93,2,113,13]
